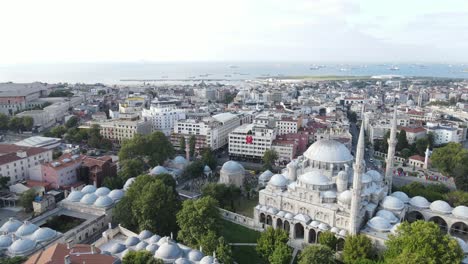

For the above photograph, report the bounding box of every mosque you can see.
[254,109,468,257]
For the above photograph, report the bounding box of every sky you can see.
[1,0,468,64]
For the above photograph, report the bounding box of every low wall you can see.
[218,208,263,232]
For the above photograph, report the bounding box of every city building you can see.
[426,122,465,145]
[81,118,152,144]
[228,123,277,161]
[142,100,186,136]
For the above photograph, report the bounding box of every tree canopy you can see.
[262,149,278,171]
[200,148,217,171]
[318,231,337,251]
[342,234,373,264]
[299,244,335,264]
[122,250,163,264]
[19,189,37,212]
[430,142,468,191]
[396,130,409,151]
[201,183,241,209]
[256,227,290,263]
[269,242,292,264]
[119,132,174,167]
[384,221,463,264]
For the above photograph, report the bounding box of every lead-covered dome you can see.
[0,235,12,249]
[32,227,57,242]
[188,250,204,261]
[221,161,245,174]
[367,216,392,232]
[0,218,22,233]
[145,243,159,254]
[80,193,98,205]
[391,191,410,203]
[95,187,110,196]
[8,238,36,255]
[108,189,125,201]
[139,230,153,240]
[259,170,274,181]
[381,196,405,211]
[175,258,192,264]
[200,256,215,264]
[81,185,97,194]
[376,210,399,224]
[15,221,39,237]
[453,206,468,219]
[66,191,84,202]
[150,165,168,175]
[174,156,188,165]
[430,200,453,214]
[299,170,330,186]
[338,190,352,204]
[109,243,126,254]
[268,174,288,187]
[409,196,430,208]
[123,177,136,191]
[366,170,383,182]
[154,242,182,260]
[148,235,161,244]
[125,236,140,247]
[135,241,149,251]
[94,196,114,208]
[304,139,353,163]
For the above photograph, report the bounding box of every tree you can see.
[177,196,221,248]
[201,183,241,209]
[65,116,79,128]
[0,256,28,264]
[263,149,278,170]
[445,190,468,207]
[118,159,145,182]
[299,244,335,264]
[200,148,217,171]
[8,117,24,132]
[431,142,468,176]
[102,176,124,190]
[399,148,412,159]
[118,132,174,167]
[396,130,409,151]
[0,177,10,189]
[0,113,9,131]
[452,163,468,191]
[385,221,463,264]
[400,182,449,202]
[179,136,186,152]
[216,237,234,264]
[114,175,180,235]
[189,135,196,158]
[183,160,204,179]
[199,230,218,256]
[347,111,357,123]
[318,231,337,251]
[122,250,163,264]
[256,227,289,262]
[48,125,68,138]
[154,173,177,192]
[342,234,373,264]
[269,242,292,264]
[19,189,37,212]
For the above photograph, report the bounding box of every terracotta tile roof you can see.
[409,155,425,162]
[399,126,426,133]
[0,144,49,166]
[25,243,117,264]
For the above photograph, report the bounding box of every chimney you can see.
[91,244,96,254]
[64,255,71,264]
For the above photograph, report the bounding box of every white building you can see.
[142,101,186,136]
[81,118,152,144]
[426,122,461,145]
[228,123,277,160]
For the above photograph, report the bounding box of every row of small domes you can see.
[65,185,124,207]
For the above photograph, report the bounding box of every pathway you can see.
[290,248,299,264]
[228,243,257,246]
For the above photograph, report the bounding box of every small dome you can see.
[390,223,401,234]
[299,170,331,186]
[200,256,215,264]
[259,170,274,181]
[175,258,192,264]
[204,165,212,172]
[337,171,348,180]
[304,139,353,163]
[109,243,126,254]
[430,200,453,214]
[32,228,56,242]
[330,227,339,233]
[94,196,114,208]
[318,223,330,231]
[269,174,288,187]
[150,165,168,175]
[108,189,125,201]
[95,187,111,196]
[409,196,430,208]
[366,170,382,182]
[148,235,161,244]
[8,238,36,255]
[174,156,188,165]
[453,206,468,219]
[367,216,392,232]
[309,221,320,228]
[284,212,294,219]
[338,230,347,236]
[267,207,279,215]
[322,190,337,199]
[391,191,410,203]
[123,177,136,191]
[15,221,39,237]
[66,191,84,202]
[381,196,405,211]
[276,211,286,218]
[125,236,140,247]
[121,248,133,258]
[221,161,245,174]
[361,173,373,184]
[145,243,159,254]
[376,210,399,224]
[454,237,468,254]
[294,213,311,223]
[155,242,182,260]
[188,250,204,261]
[0,235,13,249]
[81,185,97,194]
[0,218,22,233]
[80,193,98,205]
[139,230,153,240]
[135,241,149,251]
[338,190,352,204]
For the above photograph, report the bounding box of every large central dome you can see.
[304,139,353,163]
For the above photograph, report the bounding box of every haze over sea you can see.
[0,62,467,84]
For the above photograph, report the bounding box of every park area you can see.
[220,220,262,264]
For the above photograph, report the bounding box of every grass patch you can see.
[231,197,257,218]
[41,215,85,233]
[232,245,263,264]
[221,219,260,243]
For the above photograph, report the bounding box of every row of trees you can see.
[431,142,468,191]
[374,131,434,159]
[0,114,34,132]
[394,181,467,206]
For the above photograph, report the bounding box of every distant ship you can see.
[229,65,239,68]
[339,68,349,72]
[224,74,232,77]
[389,66,400,71]
[310,66,320,70]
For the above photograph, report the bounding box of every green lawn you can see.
[221,219,260,243]
[232,197,257,218]
[231,245,264,264]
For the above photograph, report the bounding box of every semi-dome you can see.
[15,221,39,237]
[148,235,161,244]
[0,218,22,233]
[125,236,140,247]
[303,139,353,163]
[268,174,288,187]
[81,185,97,194]
[366,170,383,182]
[8,238,36,255]
[174,156,188,165]
[299,170,331,186]
[200,256,215,264]
[259,170,274,181]
[154,242,182,260]
[0,235,13,249]
[94,196,114,208]
[109,243,126,254]
[80,193,98,205]
[66,191,84,202]
[151,165,168,175]
[409,196,430,208]
[453,206,468,219]
[430,200,453,214]
[338,190,352,204]
[221,161,245,174]
[95,187,111,196]
[139,230,153,240]
[188,250,204,261]
[367,216,392,232]
[391,191,410,203]
[32,228,57,242]
[123,177,136,191]
[135,241,149,251]
[376,210,399,224]
[381,196,405,211]
[145,243,159,254]
[108,189,125,201]
[175,258,192,264]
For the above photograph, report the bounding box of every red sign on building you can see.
[246,135,253,144]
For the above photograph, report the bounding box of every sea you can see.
[0,62,467,85]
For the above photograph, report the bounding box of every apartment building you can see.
[142,100,186,136]
[228,123,277,160]
[81,118,152,144]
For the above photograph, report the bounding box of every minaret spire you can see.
[349,122,366,235]
[385,107,398,194]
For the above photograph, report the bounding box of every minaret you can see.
[349,122,366,235]
[423,146,430,170]
[385,107,398,194]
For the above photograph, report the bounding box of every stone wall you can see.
[219,208,263,232]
